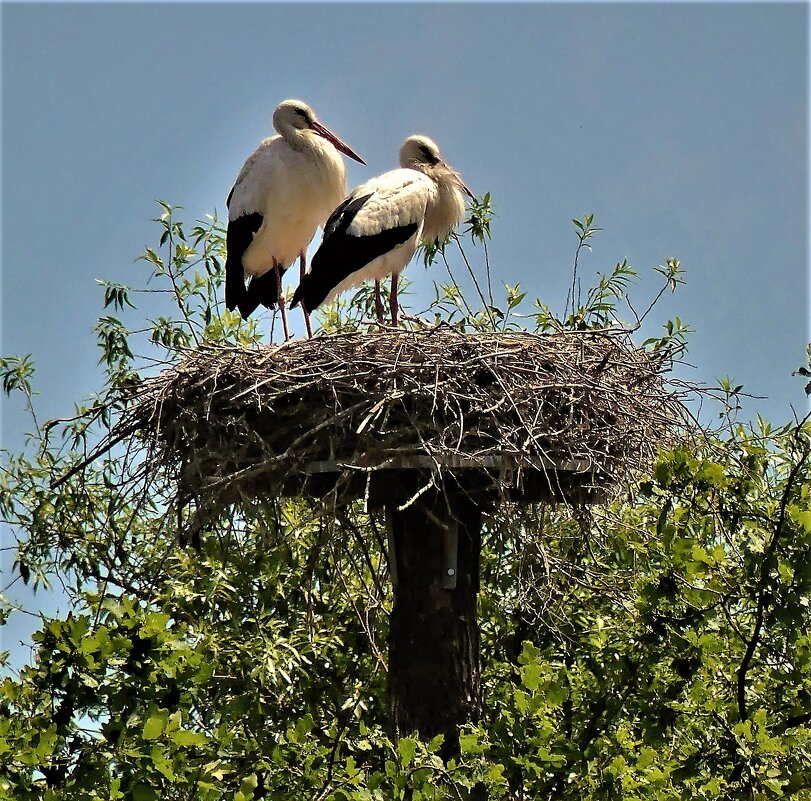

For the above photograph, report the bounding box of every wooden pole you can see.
[387,486,482,759]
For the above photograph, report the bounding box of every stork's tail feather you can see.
[225,258,247,315]
[290,273,328,313]
[244,269,281,314]
[225,262,276,320]
[237,292,262,320]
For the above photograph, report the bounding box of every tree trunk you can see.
[387,486,481,759]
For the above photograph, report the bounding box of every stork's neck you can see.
[276,127,347,216]
[284,128,328,160]
[421,164,467,243]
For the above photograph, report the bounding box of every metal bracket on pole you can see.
[442,520,458,589]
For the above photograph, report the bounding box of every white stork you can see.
[225,99,365,339]
[290,135,472,328]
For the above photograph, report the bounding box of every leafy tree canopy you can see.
[1,204,810,800]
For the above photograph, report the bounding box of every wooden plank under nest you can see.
[293,455,605,507]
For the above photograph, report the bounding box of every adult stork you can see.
[290,135,472,328]
[225,99,365,339]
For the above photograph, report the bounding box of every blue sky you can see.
[1,3,808,663]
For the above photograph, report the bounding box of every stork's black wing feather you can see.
[322,193,369,239]
[291,193,417,312]
[243,267,284,318]
[225,212,263,317]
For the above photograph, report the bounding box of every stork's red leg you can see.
[374,280,385,325]
[301,303,313,340]
[274,259,290,341]
[390,273,399,328]
[294,252,312,338]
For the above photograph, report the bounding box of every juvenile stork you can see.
[225,99,365,339]
[290,135,472,328]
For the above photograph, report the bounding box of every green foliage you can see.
[793,343,811,396]
[413,207,692,364]
[2,203,810,799]
[0,355,36,398]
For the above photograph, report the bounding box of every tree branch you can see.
[736,421,810,721]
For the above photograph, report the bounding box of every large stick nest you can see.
[121,327,685,511]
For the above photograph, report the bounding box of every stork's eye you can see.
[419,144,439,164]
[295,108,311,124]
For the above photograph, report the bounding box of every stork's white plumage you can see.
[225,99,365,338]
[291,135,471,327]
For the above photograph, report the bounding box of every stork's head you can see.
[273,99,316,132]
[400,135,474,200]
[273,99,365,164]
[399,135,442,169]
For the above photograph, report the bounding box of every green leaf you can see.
[151,745,177,781]
[131,783,157,801]
[636,746,657,769]
[397,736,417,767]
[459,731,484,754]
[521,662,542,691]
[142,714,166,741]
[169,729,207,746]
[794,509,811,534]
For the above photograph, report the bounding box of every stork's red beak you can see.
[310,121,366,165]
[441,160,474,201]
[451,170,475,201]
